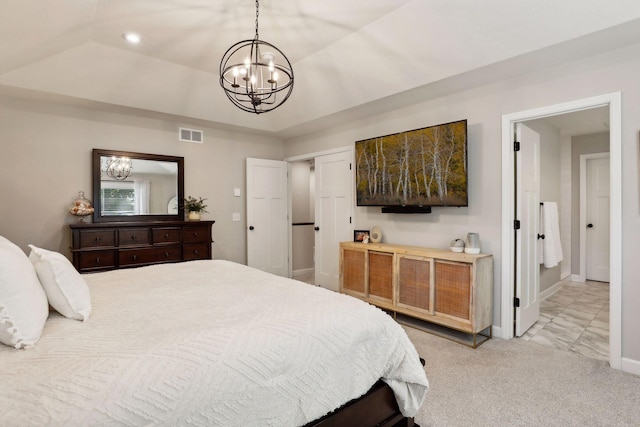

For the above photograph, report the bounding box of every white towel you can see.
[539,202,563,268]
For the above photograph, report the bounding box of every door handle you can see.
[314,226,320,231]
[249,226,255,230]
[587,223,594,228]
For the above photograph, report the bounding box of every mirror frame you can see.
[92,148,184,223]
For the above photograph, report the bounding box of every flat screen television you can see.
[355,119,467,213]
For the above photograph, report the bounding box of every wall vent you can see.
[179,127,203,143]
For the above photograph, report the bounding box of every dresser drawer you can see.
[70,221,214,272]
[153,227,181,244]
[183,243,210,261]
[76,250,116,271]
[118,228,151,246]
[78,230,116,249]
[183,226,210,243]
[119,246,182,267]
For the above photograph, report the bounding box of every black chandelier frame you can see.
[219,0,294,114]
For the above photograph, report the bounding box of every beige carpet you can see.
[405,326,640,426]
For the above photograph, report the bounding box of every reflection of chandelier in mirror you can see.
[219,0,294,114]
[104,156,132,180]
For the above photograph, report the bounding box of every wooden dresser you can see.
[340,241,493,347]
[70,220,214,273]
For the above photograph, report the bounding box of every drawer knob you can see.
[95,257,100,264]
[165,252,170,257]
[194,249,199,255]
[95,236,101,242]
[165,233,170,239]
[132,255,137,261]
[131,235,137,240]
[194,232,199,237]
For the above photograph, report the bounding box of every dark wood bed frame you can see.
[304,358,425,427]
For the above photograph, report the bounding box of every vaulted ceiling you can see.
[2,0,640,138]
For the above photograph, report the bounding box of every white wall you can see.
[0,96,284,264]
[283,41,640,364]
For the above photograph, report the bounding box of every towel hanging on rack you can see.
[539,202,563,268]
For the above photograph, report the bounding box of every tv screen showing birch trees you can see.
[356,119,467,207]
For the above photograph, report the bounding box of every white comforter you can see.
[0,260,428,426]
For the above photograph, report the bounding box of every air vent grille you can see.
[179,127,203,143]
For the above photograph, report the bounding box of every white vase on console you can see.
[465,232,480,254]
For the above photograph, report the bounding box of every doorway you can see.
[286,147,354,291]
[290,160,316,284]
[500,92,621,370]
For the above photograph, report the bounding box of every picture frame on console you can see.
[354,230,370,242]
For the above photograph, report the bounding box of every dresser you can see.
[70,220,214,273]
[340,241,493,347]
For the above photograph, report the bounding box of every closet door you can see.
[315,150,353,291]
[246,158,288,277]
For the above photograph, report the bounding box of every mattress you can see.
[0,260,428,426]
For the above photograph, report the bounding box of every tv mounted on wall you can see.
[355,119,468,213]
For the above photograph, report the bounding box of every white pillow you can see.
[28,245,92,321]
[0,236,49,349]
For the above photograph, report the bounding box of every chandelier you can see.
[104,156,132,180]
[219,0,294,114]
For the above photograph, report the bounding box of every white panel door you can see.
[586,156,610,282]
[515,123,541,337]
[246,158,288,277]
[315,150,353,291]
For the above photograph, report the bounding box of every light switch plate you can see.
[232,212,241,222]
[233,188,241,197]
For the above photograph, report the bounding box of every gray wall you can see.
[571,132,610,274]
[0,96,283,264]
[283,41,640,364]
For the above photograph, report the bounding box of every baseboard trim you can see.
[293,268,314,277]
[621,357,640,376]
[570,274,582,282]
[491,325,504,339]
[540,280,565,301]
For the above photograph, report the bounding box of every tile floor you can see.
[519,280,609,361]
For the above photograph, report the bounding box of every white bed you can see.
[0,260,429,426]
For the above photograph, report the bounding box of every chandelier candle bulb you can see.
[232,67,239,87]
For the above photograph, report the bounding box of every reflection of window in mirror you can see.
[101,181,135,216]
[101,180,153,215]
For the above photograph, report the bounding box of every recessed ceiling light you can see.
[122,32,141,44]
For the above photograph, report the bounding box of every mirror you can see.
[92,149,184,222]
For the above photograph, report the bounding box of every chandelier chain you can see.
[254,0,259,40]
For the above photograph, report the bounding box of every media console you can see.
[339,241,493,347]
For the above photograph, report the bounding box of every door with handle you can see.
[246,158,288,277]
[515,123,541,336]
[314,150,353,291]
[585,155,610,282]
